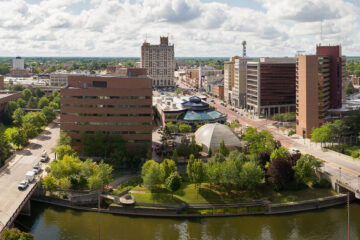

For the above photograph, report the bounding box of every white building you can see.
[12,57,24,70]
[50,73,69,86]
[141,37,175,87]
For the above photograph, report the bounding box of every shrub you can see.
[313,178,332,188]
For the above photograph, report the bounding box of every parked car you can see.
[18,180,29,191]
[26,171,35,183]
[40,155,49,163]
[33,163,41,174]
[235,119,239,123]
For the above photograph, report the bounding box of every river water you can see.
[16,201,360,240]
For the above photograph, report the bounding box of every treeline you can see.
[176,58,227,70]
[0,88,59,166]
[346,58,360,76]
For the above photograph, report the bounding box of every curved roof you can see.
[195,123,242,151]
[182,96,209,109]
[182,110,225,121]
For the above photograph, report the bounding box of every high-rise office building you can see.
[141,37,175,87]
[12,57,24,70]
[316,45,346,109]
[246,58,296,117]
[233,57,248,108]
[296,45,346,138]
[0,75,4,90]
[60,69,153,151]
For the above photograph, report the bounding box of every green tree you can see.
[55,145,77,160]
[206,161,222,188]
[3,101,19,124]
[179,123,192,133]
[57,132,72,147]
[187,157,205,190]
[16,98,26,108]
[58,177,72,190]
[165,172,181,197]
[22,88,32,101]
[239,161,264,190]
[8,127,28,149]
[159,158,177,183]
[243,127,276,154]
[172,149,178,162]
[270,147,290,161]
[22,123,38,139]
[143,163,161,191]
[311,124,333,147]
[0,126,11,166]
[141,160,159,178]
[41,106,56,123]
[1,228,34,240]
[26,96,38,109]
[42,175,58,193]
[38,96,49,109]
[218,140,229,156]
[12,108,24,126]
[166,122,178,133]
[293,154,322,184]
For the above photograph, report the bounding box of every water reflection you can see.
[16,201,360,240]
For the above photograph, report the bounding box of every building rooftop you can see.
[182,110,225,121]
[0,91,20,100]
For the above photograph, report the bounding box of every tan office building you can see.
[60,68,152,151]
[141,37,175,87]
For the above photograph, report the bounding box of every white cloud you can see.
[0,0,358,57]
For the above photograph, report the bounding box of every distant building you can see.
[50,73,69,86]
[296,45,347,138]
[0,75,4,90]
[213,83,224,100]
[12,57,24,70]
[60,68,152,152]
[233,57,248,108]
[0,91,22,119]
[246,58,297,117]
[141,36,175,87]
[154,95,226,126]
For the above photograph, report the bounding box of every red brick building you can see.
[60,68,152,151]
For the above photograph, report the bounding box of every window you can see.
[93,81,107,88]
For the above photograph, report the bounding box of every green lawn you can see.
[130,182,337,205]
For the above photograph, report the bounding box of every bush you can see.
[288,128,295,136]
[313,178,332,188]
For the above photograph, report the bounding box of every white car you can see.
[33,164,41,174]
[18,180,29,190]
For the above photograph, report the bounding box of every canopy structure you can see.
[195,123,243,152]
[182,110,225,121]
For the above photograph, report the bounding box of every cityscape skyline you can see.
[0,0,359,57]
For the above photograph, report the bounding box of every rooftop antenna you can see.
[242,40,247,57]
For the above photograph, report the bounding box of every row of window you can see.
[62,96,151,100]
[62,121,152,126]
[73,139,150,144]
[62,104,152,108]
[64,130,151,135]
[62,113,152,117]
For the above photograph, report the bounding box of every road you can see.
[176,79,360,195]
[0,121,60,231]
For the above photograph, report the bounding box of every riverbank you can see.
[31,193,350,218]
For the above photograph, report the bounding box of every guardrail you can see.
[0,182,39,234]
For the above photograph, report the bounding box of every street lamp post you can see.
[339,167,342,181]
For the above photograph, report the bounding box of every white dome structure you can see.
[195,123,243,152]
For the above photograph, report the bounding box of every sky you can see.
[0,0,359,57]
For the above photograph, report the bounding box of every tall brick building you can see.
[141,37,175,87]
[60,69,152,151]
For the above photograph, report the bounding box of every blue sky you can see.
[0,0,359,57]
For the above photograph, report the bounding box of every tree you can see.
[97,160,114,186]
[293,154,322,185]
[16,98,26,108]
[8,127,28,149]
[141,160,159,178]
[179,123,192,133]
[26,96,38,109]
[218,140,229,156]
[57,132,72,147]
[3,101,19,124]
[240,161,264,190]
[22,88,32,101]
[12,108,24,126]
[22,112,47,130]
[311,124,333,147]
[208,152,225,164]
[172,149,178,162]
[206,161,222,188]
[143,163,161,191]
[41,106,56,123]
[55,145,77,160]
[0,126,11,166]
[243,127,276,154]
[267,157,294,189]
[34,87,45,98]
[258,150,271,169]
[58,177,72,190]
[42,175,58,192]
[159,158,177,183]
[22,123,38,139]
[166,122,178,133]
[49,155,82,179]
[270,147,290,161]
[38,96,49,109]
[1,228,34,240]
[187,157,206,190]
[165,172,181,197]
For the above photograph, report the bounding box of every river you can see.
[15,201,360,240]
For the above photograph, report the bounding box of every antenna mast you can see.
[242,40,247,57]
